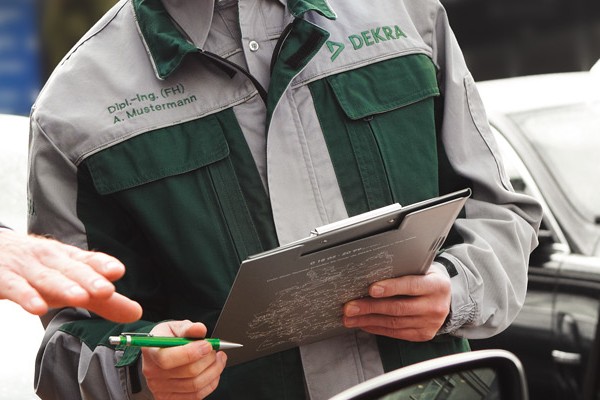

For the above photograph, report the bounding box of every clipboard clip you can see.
[310,203,402,236]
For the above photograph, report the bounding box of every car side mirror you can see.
[328,350,529,400]
[530,228,560,264]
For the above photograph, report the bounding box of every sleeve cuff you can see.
[434,254,477,335]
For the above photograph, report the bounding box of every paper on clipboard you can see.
[212,189,471,366]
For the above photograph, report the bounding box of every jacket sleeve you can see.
[28,117,155,400]
[429,4,543,338]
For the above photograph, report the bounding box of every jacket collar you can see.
[132,0,336,80]
[287,0,336,19]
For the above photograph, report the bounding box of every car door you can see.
[470,127,600,400]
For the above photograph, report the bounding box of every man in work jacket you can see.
[28,0,543,399]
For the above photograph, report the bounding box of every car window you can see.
[492,127,569,252]
[360,368,500,400]
[510,104,600,224]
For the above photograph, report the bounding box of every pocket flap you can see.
[86,117,229,194]
[327,53,440,120]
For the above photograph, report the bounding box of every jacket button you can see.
[248,40,260,52]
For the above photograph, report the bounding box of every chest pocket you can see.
[311,53,441,216]
[82,114,267,320]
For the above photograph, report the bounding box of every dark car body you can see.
[469,65,600,400]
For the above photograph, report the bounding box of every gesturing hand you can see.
[342,264,451,341]
[0,229,142,322]
[142,320,227,399]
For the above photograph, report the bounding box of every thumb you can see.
[167,320,207,338]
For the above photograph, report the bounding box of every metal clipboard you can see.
[213,188,471,366]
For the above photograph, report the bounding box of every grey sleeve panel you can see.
[28,117,130,398]
[431,6,543,338]
[27,117,87,247]
[35,309,86,399]
[34,308,139,400]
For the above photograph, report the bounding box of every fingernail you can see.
[68,286,87,297]
[104,262,124,274]
[92,279,113,291]
[346,305,360,316]
[344,318,357,327]
[217,352,228,365]
[199,342,212,356]
[371,285,384,297]
[29,297,46,311]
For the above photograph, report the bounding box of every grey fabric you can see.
[35,308,91,399]
[299,331,384,400]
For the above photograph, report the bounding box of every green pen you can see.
[108,333,243,350]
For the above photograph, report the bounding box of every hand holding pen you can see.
[137,320,229,399]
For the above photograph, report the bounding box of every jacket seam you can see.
[291,48,433,88]
[73,91,258,165]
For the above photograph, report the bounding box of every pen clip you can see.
[120,332,154,337]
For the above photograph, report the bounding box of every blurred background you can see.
[1,1,600,399]
[2,0,600,115]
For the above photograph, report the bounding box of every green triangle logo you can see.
[326,40,345,62]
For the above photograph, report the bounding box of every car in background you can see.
[469,62,600,400]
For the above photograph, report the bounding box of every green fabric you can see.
[132,0,198,79]
[210,350,305,399]
[287,0,337,19]
[310,54,441,215]
[80,114,272,326]
[377,335,471,372]
[327,54,439,120]
[86,118,230,195]
[218,109,279,251]
[76,109,308,398]
[59,319,157,368]
[267,18,329,124]
[310,75,394,214]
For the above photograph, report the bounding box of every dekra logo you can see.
[326,24,407,61]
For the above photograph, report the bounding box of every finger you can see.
[0,233,97,303]
[360,325,436,342]
[344,296,423,318]
[194,352,226,398]
[147,349,217,379]
[68,247,126,282]
[172,321,207,340]
[0,267,48,315]
[196,375,222,400]
[152,351,225,392]
[150,320,206,338]
[344,313,438,330]
[145,340,214,371]
[369,268,450,298]
[86,292,143,323]
[22,261,92,306]
[48,292,142,323]
[152,351,218,379]
[32,245,117,299]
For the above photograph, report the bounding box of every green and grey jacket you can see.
[28,0,542,399]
